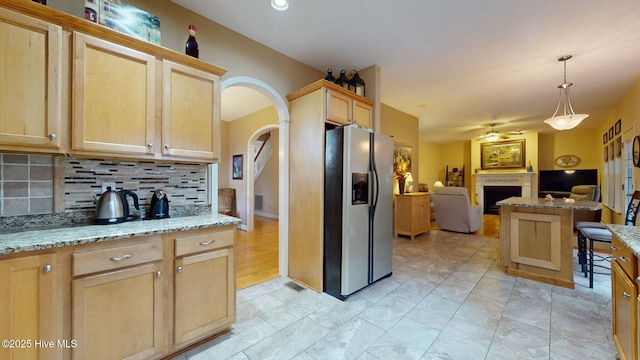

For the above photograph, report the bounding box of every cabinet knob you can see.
[156,271,162,278]
[43,264,52,273]
[147,143,153,148]
[48,133,56,140]
[610,246,619,251]
[623,291,632,298]
[164,144,170,150]
[177,266,183,273]
[619,256,629,263]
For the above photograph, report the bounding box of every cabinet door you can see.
[72,262,163,360]
[0,8,63,151]
[162,60,219,160]
[612,260,637,360]
[326,89,351,125]
[72,32,155,155]
[352,99,372,128]
[0,253,61,360]
[413,196,431,233]
[174,247,235,345]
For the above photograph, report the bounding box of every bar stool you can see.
[577,191,640,288]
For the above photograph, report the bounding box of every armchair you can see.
[570,185,601,228]
[433,187,483,233]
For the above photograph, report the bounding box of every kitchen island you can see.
[497,196,601,288]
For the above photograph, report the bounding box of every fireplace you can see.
[483,186,521,214]
[474,172,537,214]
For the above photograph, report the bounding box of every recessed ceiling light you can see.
[271,0,289,11]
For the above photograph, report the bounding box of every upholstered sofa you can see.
[433,187,483,233]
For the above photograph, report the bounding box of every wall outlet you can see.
[101,182,117,193]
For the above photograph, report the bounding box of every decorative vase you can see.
[398,180,405,194]
[526,161,533,172]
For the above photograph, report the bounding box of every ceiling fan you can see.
[475,123,523,142]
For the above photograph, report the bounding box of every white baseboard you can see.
[255,211,279,220]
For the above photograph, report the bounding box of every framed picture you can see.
[615,119,622,135]
[232,154,243,180]
[633,136,640,167]
[480,139,525,170]
[604,146,608,162]
[603,132,608,144]
[393,143,412,174]
[609,126,614,140]
[609,143,615,161]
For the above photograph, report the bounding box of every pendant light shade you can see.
[544,55,588,131]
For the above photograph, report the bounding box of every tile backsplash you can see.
[0,153,209,217]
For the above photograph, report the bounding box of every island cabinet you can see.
[0,251,62,360]
[0,7,66,154]
[611,234,638,360]
[394,193,431,240]
[173,228,236,347]
[71,236,164,360]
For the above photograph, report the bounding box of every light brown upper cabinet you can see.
[162,61,220,161]
[72,32,156,156]
[326,87,373,128]
[0,7,65,153]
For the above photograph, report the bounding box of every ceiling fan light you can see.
[271,0,289,11]
[486,133,500,142]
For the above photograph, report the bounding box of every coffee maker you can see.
[149,189,170,219]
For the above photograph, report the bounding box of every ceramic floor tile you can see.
[484,317,550,360]
[453,293,506,332]
[502,296,551,331]
[406,293,461,331]
[423,317,494,360]
[470,276,515,303]
[242,317,330,360]
[431,274,478,303]
[305,317,385,360]
[357,293,417,330]
[365,317,439,360]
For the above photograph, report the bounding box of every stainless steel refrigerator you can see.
[324,125,394,300]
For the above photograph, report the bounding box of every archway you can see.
[219,76,289,277]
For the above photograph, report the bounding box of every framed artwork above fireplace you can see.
[480,140,525,170]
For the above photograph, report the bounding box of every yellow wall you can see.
[538,129,600,172]
[418,141,441,192]
[380,103,420,189]
[598,80,640,224]
[227,106,279,225]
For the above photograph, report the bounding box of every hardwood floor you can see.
[236,214,501,290]
[236,216,279,290]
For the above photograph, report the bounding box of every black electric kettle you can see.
[149,189,170,219]
[95,187,140,224]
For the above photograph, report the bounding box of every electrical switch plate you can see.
[101,182,116,193]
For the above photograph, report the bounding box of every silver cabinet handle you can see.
[164,144,170,150]
[147,143,153,148]
[177,266,183,273]
[610,246,619,251]
[623,291,632,298]
[43,264,52,273]
[637,276,640,283]
[156,271,162,278]
[109,254,134,262]
[199,240,216,247]
[48,133,56,140]
[619,256,630,263]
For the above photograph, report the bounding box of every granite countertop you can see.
[0,213,241,255]
[607,224,640,258]
[496,196,602,211]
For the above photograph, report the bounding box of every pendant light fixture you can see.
[544,55,588,130]
[271,0,289,11]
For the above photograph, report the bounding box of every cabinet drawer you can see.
[612,235,637,279]
[413,195,430,206]
[73,238,162,277]
[175,229,234,257]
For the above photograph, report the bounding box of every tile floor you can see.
[172,229,617,360]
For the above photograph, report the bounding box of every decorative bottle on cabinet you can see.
[185,24,199,58]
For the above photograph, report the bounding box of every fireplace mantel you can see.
[473,172,537,212]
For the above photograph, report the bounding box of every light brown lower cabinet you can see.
[394,193,431,240]
[0,252,62,360]
[174,228,236,345]
[611,234,638,360]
